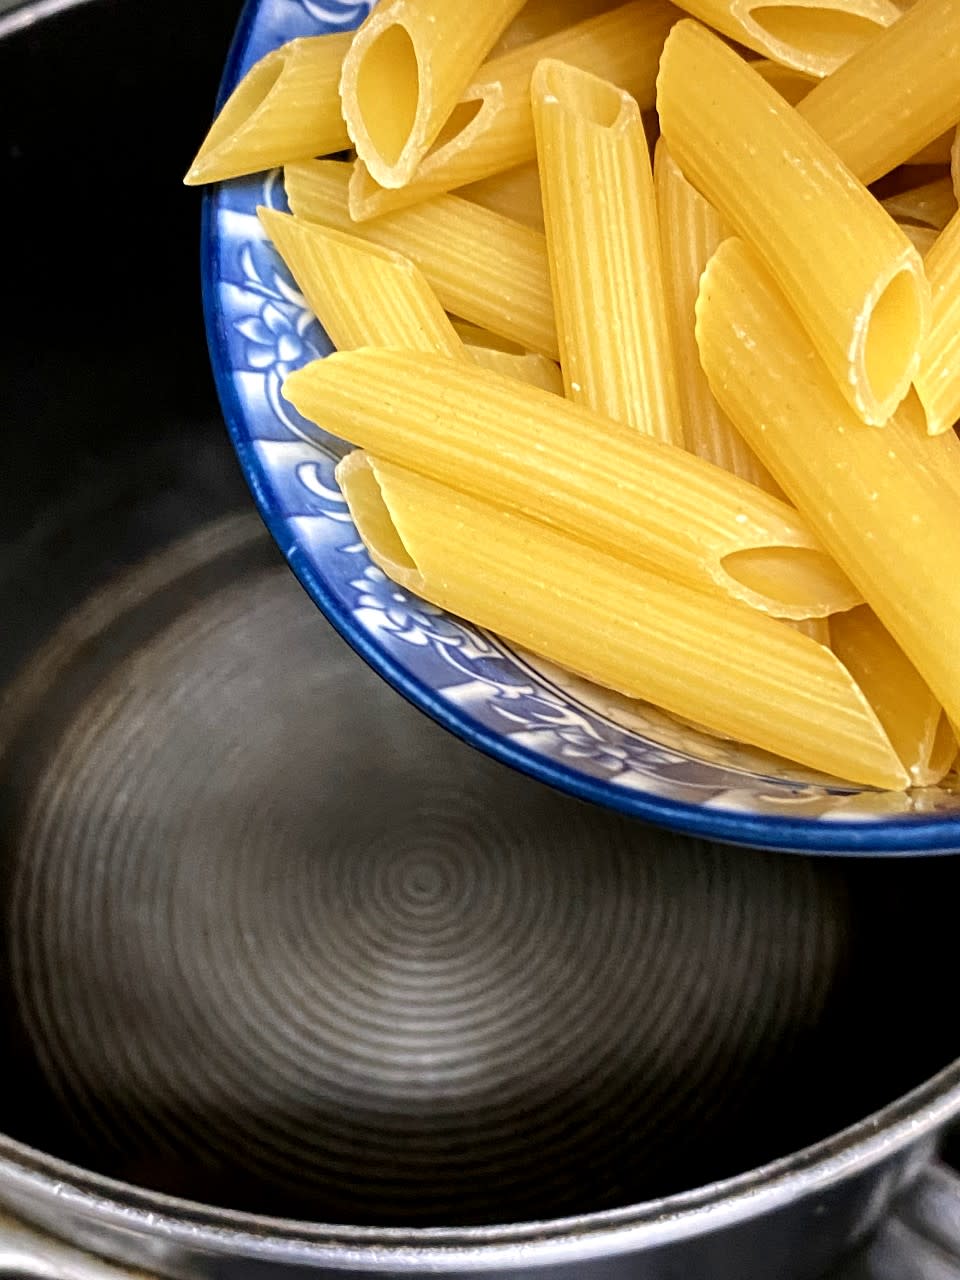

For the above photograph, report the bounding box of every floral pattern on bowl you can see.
[202,0,960,853]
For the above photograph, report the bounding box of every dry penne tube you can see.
[933,719,960,781]
[346,1,679,220]
[914,211,960,434]
[285,159,557,357]
[657,20,930,425]
[339,0,525,189]
[792,617,831,645]
[899,222,939,256]
[830,605,956,786]
[668,0,900,77]
[695,236,960,728]
[452,321,564,391]
[654,141,781,492]
[880,176,957,230]
[184,34,351,185]
[751,58,816,105]
[953,126,960,199]
[458,162,545,230]
[283,348,862,620]
[491,0,620,55]
[258,209,464,358]
[337,451,907,790]
[532,61,682,444]
[798,0,960,185]
[906,133,955,167]
[256,213,560,394]
[462,344,564,392]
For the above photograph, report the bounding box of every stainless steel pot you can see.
[4,1,960,1277]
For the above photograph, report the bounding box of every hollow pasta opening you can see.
[721,545,851,616]
[337,454,418,577]
[863,268,925,413]
[540,61,625,129]
[426,98,484,157]
[749,6,882,63]
[356,23,420,167]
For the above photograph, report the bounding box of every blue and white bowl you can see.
[203,0,960,854]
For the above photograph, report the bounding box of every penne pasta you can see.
[257,212,560,393]
[908,132,955,167]
[898,222,940,255]
[346,1,680,220]
[184,34,351,185]
[657,20,929,426]
[667,0,900,77]
[953,126,960,200]
[797,0,960,185]
[880,176,957,230]
[285,160,557,357]
[338,0,525,188]
[491,0,620,55]
[914,211,960,434]
[458,162,545,230]
[337,451,907,790]
[532,61,683,444]
[463,345,564,392]
[654,141,781,492]
[932,717,960,781]
[751,58,816,105]
[791,617,831,645]
[283,348,862,620]
[695,236,960,729]
[830,605,956,786]
[452,321,563,390]
[257,209,464,358]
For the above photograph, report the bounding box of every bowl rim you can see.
[201,0,960,857]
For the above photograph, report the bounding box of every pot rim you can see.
[0,1058,958,1269]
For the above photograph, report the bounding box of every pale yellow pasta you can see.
[881,177,957,230]
[285,159,557,357]
[934,720,960,780]
[792,617,831,645]
[831,605,956,786]
[458,162,545,230]
[184,34,351,185]
[491,0,619,55]
[654,141,781,492]
[899,222,939,255]
[257,209,463,358]
[798,0,960,185]
[337,451,906,790]
[952,126,960,199]
[908,132,955,166]
[284,348,862,620]
[346,1,679,221]
[668,0,900,77]
[695,236,960,728]
[914,211,960,434]
[751,58,815,105]
[463,345,564,392]
[532,61,682,444]
[338,0,524,188]
[658,20,929,426]
[452,322,563,390]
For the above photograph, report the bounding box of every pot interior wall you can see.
[1,0,960,1235]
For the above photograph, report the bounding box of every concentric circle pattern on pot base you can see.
[1,516,851,1226]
